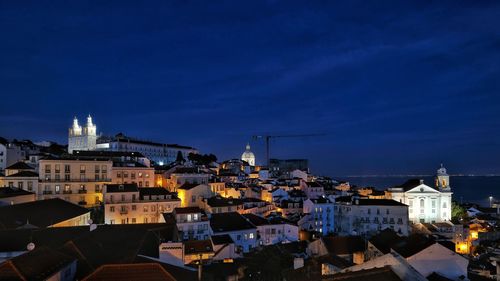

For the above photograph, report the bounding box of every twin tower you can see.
[68,115,97,153]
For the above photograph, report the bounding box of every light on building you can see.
[159,161,164,166]
[470,231,478,240]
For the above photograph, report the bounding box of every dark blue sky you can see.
[1,1,499,176]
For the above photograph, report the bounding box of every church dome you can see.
[241,143,255,166]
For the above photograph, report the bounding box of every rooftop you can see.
[242,213,269,226]
[210,212,256,233]
[206,196,243,207]
[0,246,76,281]
[184,239,213,255]
[321,236,366,255]
[331,266,402,281]
[356,199,407,206]
[211,234,233,245]
[82,263,176,281]
[174,207,204,215]
[5,161,34,170]
[0,187,35,199]
[106,183,139,193]
[0,198,89,230]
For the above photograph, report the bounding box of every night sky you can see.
[1,1,499,176]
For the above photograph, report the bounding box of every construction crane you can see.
[252,133,325,167]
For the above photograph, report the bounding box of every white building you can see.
[0,140,26,171]
[68,115,97,154]
[104,183,181,224]
[241,143,255,166]
[170,207,211,241]
[335,198,410,237]
[300,197,335,235]
[388,165,452,224]
[242,214,299,246]
[96,133,197,165]
[209,212,257,253]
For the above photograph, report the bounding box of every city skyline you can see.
[1,1,499,176]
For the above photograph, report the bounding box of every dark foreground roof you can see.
[106,183,138,193]
[0,198,89,230]
[82,263,176,281]
[331,266,402,280]
[321,236,366,255]
[0,187,35,199]
[0,246,76,281]
[5,170,39,177]
[210,212,256,233]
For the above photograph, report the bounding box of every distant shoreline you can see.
[336,175,500,178]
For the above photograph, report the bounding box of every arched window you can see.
[420,199,425,208]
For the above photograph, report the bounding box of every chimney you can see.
[419,179,424,185]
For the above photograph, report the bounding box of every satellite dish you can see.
[87,219,93,225]
[27,242,35,251]
[90,224,97,232]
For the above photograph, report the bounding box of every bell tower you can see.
[435,163,450,191]
[68,115,97,153]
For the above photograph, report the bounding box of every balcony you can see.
[78,189,87,194]
[63,190,73,194]
[43,190,53,195]
[78,201,87,205]
[120,209,128,214]
[40,178,112,183]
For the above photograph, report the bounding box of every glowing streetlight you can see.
[489,196,493,207]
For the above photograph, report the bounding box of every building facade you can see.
[38,157,112,207]
[388,165,452,224]
[68,115,97,154]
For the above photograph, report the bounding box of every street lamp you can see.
[489,196,493,208]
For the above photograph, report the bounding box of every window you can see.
[132,205,136,211]
[420,199,425,208]
[95,165,100,173]
[110,219,115,224]
[55,185,60,193]
[145,181,149,187]
[143,205,148,212]
[138,172,143,178]
[191,195,196,203]
[55,164,60,173]
[187,214,192,222]
[386,209,389,215]
[151,205,156,212]
[102,165,107,172]
[28,181,33,191]
[237,235,241,241]
[117,172,122,178]
[80,165,86,173]
[143,218,148,223]
[45,164,51,173]
[121,219,126,224]
[442,202,447,208]
[65,174,70,181]
[110,206,115,212]
[95,184,100,192]
[131,172,136,179]
[64,165,70,173]
[131,218,136,223]
[123,172,128,178]
[194,213,199,221]
[18,182,23,189]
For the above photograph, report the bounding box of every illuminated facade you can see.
[38,158,112,207]
[388,165,453,224]
[68,115,97,154]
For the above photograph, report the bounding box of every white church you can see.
[68,115,97,153]
[241,143,255,166]
[388,164,453,224]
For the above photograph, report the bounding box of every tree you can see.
[187,153,217,166]
[451,201,467,223]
